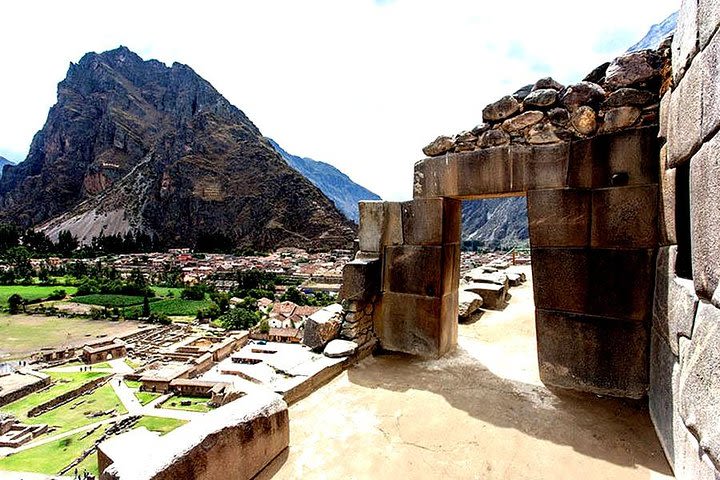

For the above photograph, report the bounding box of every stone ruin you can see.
[342,2,720,478]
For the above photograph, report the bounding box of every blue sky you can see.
[0,0,678,200]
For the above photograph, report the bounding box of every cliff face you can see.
[0,47,355,250]
[268,139,381,223]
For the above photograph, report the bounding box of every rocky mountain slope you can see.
[0,156,13,179]
[461,13,676,249]
[0,47,355,250]
[268,139,381,223]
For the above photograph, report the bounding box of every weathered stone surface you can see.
[527,123,561,144]
[501,111,544,132]
[679,302,720,470]
[605,50,662,89]
[673,0,700,83]
[547,107,570,127]
[413,156,458,198]
[599,107,641,133]
[535,309,649,398]
[653,246,698,356]
[588,127,660,188]
[531,248,655,321]
[522,143,570,190]
[383,245,443,297]
[478,128,510,148]
[464,282,506,310]
[590,185,658,248]
[323,339,358,358]
[505,272,523,286]
[560,82,606,110]
[303,305,342,350]
[340,257,381,302]
[583,62,610,84]
[533,77,564,91]
[649,325,680,467]
[470,123,491,136]
[603,88,654,108]
[465,270,509,291]
[524,89,558,109]
[659,152,677,245]
[690,134,720,300]
[454,147,525,198]
[482,95,521,122]
[358,202,383,253]
[570,106,597,135]
[512,84,534,101]
[453,131,478,152]
[422,136,455,157]
[659,91,671,139]
[376,291,457,358]
[673,411,720,480]
[699,0,720,49]
[458,290,483,320]
[401,198,442,246]
[702,26,720,141]
[527,188,590,247]
[668,60,703,167]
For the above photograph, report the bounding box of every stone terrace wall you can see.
[649,0,720,478]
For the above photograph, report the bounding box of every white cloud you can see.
[0,0,678,200]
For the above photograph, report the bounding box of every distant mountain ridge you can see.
[268,139,381,222]
[0,46,355,251]
[627,11,678,52]
[0,156,13,178]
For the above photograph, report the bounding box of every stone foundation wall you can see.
[0,371,50,408]
[650,0,720,477]
[27,375,109,417]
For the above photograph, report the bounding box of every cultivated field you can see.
[0,285,78,306]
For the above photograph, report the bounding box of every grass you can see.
[124,357,142,370]
[1,371,108,418]
[0,285,78,305]
[0,416,186,476]
[125,298,214,317]
[0,424,109,476]
[124,379,142,389]
[161,395,214,413]
[71,294,159,308]
[0,314,142,359]
[135,415,186,434]
[134,390,160,406]
[150,286,183,297]
[7,382,126,435]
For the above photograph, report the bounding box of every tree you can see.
[181,284,207,300]
[280,287,306,305]
[0,223,20,252]
[56,230,79,257]
[142,295,151,317]
[8,294,24,314]
[218,307,259,330]
[258,318,270,334]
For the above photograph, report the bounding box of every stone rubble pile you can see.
[423,41,671,157]
[458,261,527,321]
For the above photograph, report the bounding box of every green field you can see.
[125,298,214,317]
[135,390,160,406]
[0,415,185,476]
[150,286,183,297]
[0,424,109,476]
[72,294,154,308]
[161,395,214,413]
[1,371,108,418]
[135,415,186,434]
[123,379,142,389]
[0,285,78,305]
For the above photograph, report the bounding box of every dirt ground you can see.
[260,266,674,480]
[0,315,147,360]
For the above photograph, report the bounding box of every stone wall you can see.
[0,370,50,408]
[650,0,720,477]
[28,375,109,417]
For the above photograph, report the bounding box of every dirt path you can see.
[260,266,674,480]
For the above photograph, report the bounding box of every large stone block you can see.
[659,91,671,140]
[690,134,720,300]
[653,246,699,356]
[400,198,460,246]
[673,412,720,480]
[668,59,704,168]
[659,148,677,245]
[340,257,381,302]
[413,155,458,198]
[527,188,590,247]
[673,0,699,84]
[567,138,595,188]
[594,127,660,187]
[358,201,403,252]
[523,143,570,190]
[531,247,655,321]
[376,291,457,358]
[649,326,680,468]
[699,0,720,49]
[454,147,525,198]
[463,282,506,310]
[590,185,658,248]
[678,302,720,471]
[702,26,720,142]
[383,245,456,297]
[535,309,649,398]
